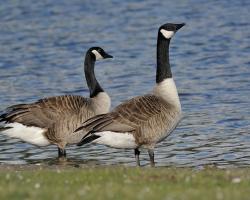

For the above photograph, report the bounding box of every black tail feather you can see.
[0,109,29,123]
[6,104,28,112]
[0,126,12,131]
[92,120,112,132]
[74,125,85,133]
[0,113,7,122]
[77,134,100,146]
[0,103,30,123]
[74,115,113,133]
[82,114,106,126]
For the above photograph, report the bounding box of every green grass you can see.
[0,166,250,200]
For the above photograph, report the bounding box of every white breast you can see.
[91,92,111,114]
[153,78,181,111]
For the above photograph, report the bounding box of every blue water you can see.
[0,0,250,167]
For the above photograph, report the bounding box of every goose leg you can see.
[148,149,155,167]
[58,147,66,158]
[134,148,140,166]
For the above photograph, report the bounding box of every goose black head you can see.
[159,23,185,39]
[89,47,113,61]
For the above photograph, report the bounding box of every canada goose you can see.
[75,23,185,166]
[0,47,113,158]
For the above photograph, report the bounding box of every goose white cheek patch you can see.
[92,50,103,60]
[160,29,175,39]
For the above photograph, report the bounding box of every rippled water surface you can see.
[0,0,250,167]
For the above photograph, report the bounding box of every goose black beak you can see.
[103,53,113,59]
[176,23,185,31]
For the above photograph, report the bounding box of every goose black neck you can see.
[84,53,104,98]
[156,33,172,83]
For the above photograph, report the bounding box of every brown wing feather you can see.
[1,95,90,128]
